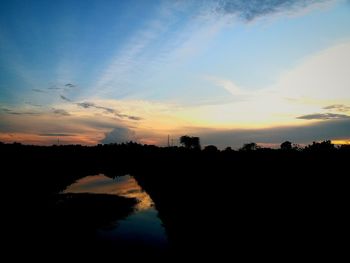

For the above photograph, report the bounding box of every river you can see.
[63,174,169,251]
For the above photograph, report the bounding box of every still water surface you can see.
[64,174,168,249]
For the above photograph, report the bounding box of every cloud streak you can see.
[60,95,72,102]
[60,95,141,121]
[39,133,75,137]
[76,102,95,109]
[1,108,39,115]
[48,87,62,90]
[76,101,141,120]
[215,0,330,21]
[52,108,70,116]
[25,102,42,107]
[65,83,76,88]
[297,113,350,120]
[323,104,350,112]
[32,88,45,93]
[90,1,218,98]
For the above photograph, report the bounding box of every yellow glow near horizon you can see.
[332,139,350,145]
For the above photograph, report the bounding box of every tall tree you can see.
[180,136,201,150]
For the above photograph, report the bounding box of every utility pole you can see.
[167,135,170,147]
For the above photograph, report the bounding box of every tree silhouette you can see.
[224,146,234,152]
[180,136,201,150]
[240,142,259,151]
[203,145,218,153]
[306,140,335,151]
[280,141,292,151]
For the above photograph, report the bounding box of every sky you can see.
[0,0,350,148]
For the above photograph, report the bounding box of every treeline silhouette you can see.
[1,139,349,260]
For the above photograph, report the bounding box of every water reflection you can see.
[63,174,168,250]
[64,174,153,210]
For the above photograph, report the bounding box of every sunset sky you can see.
[1,0,350,148]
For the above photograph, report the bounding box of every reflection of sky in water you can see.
[64,174,168,248]
[97,208,168,249]
[64,174,153,210]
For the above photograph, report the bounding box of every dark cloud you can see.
[52,108,70,116]
[1,108,39,115]
[100,126,137,144]
[76,102,95,108]
[297,113,350,120]
[59,94,141,121]
[8,112,39,115]
[198,119,350,149]
[32,88,45,93]
[48,87,62,90]
[39,133,75,137]
[65,83,76,88]
[215,0,325,21]
[127,116,143,121]
[76,102,114,113]
[60,95,72,102]
[76,101,141,121]
[323,104,350,112]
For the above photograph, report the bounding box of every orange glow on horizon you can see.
[0,132,100,145]
[332,139,350,145]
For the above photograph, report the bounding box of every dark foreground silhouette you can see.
[1,141,349,260]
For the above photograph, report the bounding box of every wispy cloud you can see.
[206,76,252,98]
[48,83,77,91]
[39,133,75,137]
[76,102,95,109]
[323,104,350,112]
[59,95,141,121]
[76,101,142,120]
[5,112,39,115]
[60,95,72,102]
[127,116,143,121]
[47,86,66,91]
[93,22,169,95]
[1,108,12,113]
[214,0,331,21]
[1,108,40,115]
[65,83,76,88]
[91,1,219,97]
[25,102,42,107]
[48,87,62,90]
[297,113,350,120]
[32,88,45,93]
[0,33,44,90]
[52,108,70,116]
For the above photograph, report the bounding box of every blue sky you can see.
[1,0,350,147]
